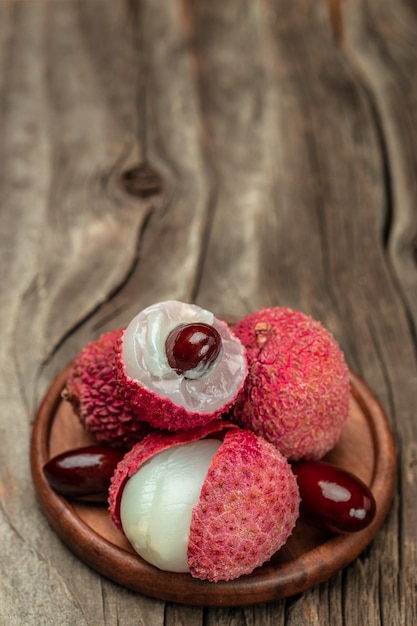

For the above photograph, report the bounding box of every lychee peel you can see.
[114,301,248,431]
[64,329,152,448]
[231,307,350,461]
[108,423,300,583]
[188,429,300,582]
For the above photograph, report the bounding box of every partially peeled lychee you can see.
[115,301,248,431]
[231,307,350,461]
[108,421,300,582]
[63,329,152,448]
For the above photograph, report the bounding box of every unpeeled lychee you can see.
[108,421,300,582]
[63,329,152,448]
[114,301,248,431]
[231,307,350,461]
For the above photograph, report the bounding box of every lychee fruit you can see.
[63,329,152,448]
[114,301,248,431]
[108,421,300,582]
[231,307,350,461]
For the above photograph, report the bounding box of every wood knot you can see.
[119,163,162,198]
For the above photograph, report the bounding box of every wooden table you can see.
[1,1,415,624]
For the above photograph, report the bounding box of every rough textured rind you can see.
[108,421,238,530]
[188,429,300,582]
[64,329,152,448]
[114,315,248,431]
[231,307,350,461]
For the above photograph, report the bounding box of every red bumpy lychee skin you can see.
[231,307,350,461]
[114,301,248,432]
[63,329,152,448]
[108,421,300,583]
[187,428,300,582]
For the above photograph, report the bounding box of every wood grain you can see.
[0,0,416,623]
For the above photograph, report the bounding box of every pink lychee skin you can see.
[114,318,248,432]
[231,307,350,461]
[188,428,300,582]
[108,422,300,583]
[64,329,152,448]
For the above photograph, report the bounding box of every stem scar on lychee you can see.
[165,322,223,379]
[254,322,272,350]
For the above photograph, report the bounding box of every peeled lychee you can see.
[114,301,248,431]
[231,307,350,461]
[63,329,152,448]
[108,421,300,582]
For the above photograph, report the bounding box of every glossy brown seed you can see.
[43,446,124,501]
[292,460,377,533]
[165,322,222,378]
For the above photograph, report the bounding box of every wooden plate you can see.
[30,367,396,607]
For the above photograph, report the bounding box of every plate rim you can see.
[30,366,397,607]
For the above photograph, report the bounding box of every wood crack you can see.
[325,0,345,44]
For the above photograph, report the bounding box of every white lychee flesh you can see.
[119,439,222,573]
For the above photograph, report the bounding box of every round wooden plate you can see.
[31,367,396,607]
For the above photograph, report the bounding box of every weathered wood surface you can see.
[0,0,415,623]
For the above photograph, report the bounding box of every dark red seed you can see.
[43,446,124,501]
[165,322,222,378]
[292,460,377,533]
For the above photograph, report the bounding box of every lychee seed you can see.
[165,322,222,378]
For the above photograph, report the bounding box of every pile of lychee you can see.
[44,300,375,583]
